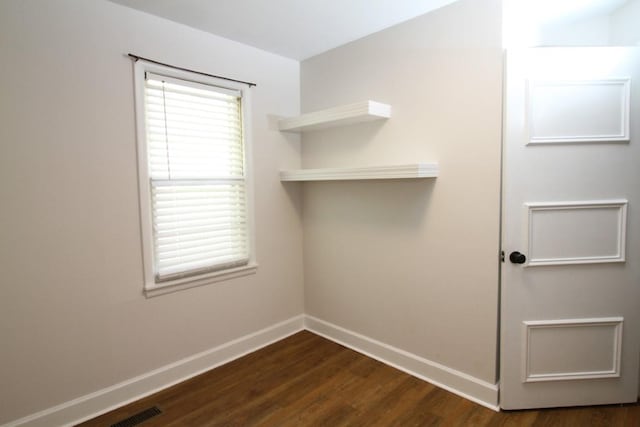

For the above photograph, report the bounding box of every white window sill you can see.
[144,263,258,298]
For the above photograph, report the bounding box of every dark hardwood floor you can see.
[78,331,639,426]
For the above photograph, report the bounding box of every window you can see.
[134,60,256,296]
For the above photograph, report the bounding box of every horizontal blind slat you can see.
[155,219,244,234]
[157,241,248,260]
[157,257,249,279]
[157,230,248,246]
[157,250,248,270]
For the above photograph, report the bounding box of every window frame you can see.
[133,59,257,297]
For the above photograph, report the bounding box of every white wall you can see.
[610,0,640,46]
[300,0,502,385]
[538,0,640,47]
[538,14,611,46]
[504,0,640,48]
[0,0,303,423]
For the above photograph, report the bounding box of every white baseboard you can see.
[2,315,305,427]
[304,315,500,411]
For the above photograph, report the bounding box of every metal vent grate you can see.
[110,406,162,427]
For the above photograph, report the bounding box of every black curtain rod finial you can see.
[127,53,256,87]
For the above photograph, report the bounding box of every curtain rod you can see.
[127,53,256,87]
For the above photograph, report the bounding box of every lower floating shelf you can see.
[280,163,439,182]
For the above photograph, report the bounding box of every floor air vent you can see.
[110,406,162,427]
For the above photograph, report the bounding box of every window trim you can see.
[133,59,257,297]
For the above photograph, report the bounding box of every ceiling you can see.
[543,0,627,21]
[110,0,634,59]
[109,0,459,60]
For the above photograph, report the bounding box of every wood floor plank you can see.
[165,335,345,426]
[350,376,435,427]
[77,331,639,427]
[258,358,365,426]
[487,409,540,427]
[199,346,361,426]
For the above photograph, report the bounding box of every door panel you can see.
[527,79,630,144]
[500,48,640,410]
[523,318,623,382]
[525,200,627,266]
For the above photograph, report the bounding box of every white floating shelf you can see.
[280,163,439,182]
[279,100,391,132]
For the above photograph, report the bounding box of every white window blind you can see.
[144,72,249,281]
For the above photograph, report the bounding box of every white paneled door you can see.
[500,48,640,409]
